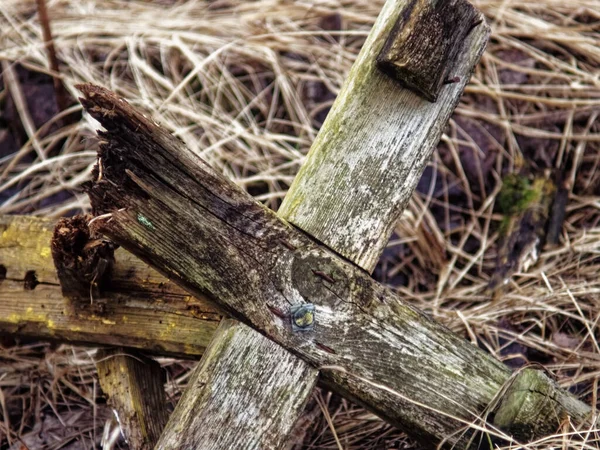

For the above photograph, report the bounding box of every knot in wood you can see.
[291,252,349,309]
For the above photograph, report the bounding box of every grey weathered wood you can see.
[80,84,592,447]
[156,319,318,450]
[97,348,169,450]
[278,0,490,273]
[492,368,592,442]
[157,3,489,447]
[0,214,220,357]
[0,214,315,448]
[157,320,317,450]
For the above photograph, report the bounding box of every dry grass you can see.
[0,0,599,448]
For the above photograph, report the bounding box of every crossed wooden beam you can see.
[1,0,591,448]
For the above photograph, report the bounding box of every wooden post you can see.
[278,0,489,273]
[79,84,591,447]
[96,348,169,449]
[157,319,317,449]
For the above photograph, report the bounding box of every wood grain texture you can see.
[492,368,592,443]
[81,84,592,447]
[0,215,220,356]
[156,320,317,450]
[278,0,490,272]
[50,216,171,450]
[155,5,486,446]
[376,0,481,102]
[157,2,486,446]
[97,348,169,449]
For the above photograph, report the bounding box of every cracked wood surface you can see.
[50,215,171,450]
[0,214,220,356]
[96,348,169,449]
[156,1,492,446]
[80,84,524,447]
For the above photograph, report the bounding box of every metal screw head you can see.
[290,304,315,331]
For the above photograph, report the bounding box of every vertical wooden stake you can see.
[97,348,169,450]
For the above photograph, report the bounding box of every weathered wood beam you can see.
[0,215,220,357]
[96,348,169,450]
[278,0,489,273]
[80,83,592,447]
[158,1,490,446]
[376,0,481,102]
[156,319,318,449]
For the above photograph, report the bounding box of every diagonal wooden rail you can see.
[78,80,591,448]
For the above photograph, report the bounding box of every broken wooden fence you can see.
[0,0,592,448]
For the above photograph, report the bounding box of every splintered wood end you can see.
[376,0,488,102]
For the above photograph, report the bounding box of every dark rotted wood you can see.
[0,214,315,448]
[97,348,169,450]
[51,216,170,450]
[376,0,482,102]
[80,84,591,447]
[51,215,115,302]
[0,214,220,357]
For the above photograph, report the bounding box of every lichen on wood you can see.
[80,83,591,447]
[0,214,220,356]
[492,368,591,442]
[277,0,490,273]
[51,216,170,450]
[155,320,317,450]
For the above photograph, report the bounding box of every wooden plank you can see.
[0,215,220,357]
[80,83,592,447]
[156,320,317,449]
[97,348,169,449]
[278,0,490,272]
[114,3,490,447]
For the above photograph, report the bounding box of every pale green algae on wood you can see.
[493,368,591,442]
